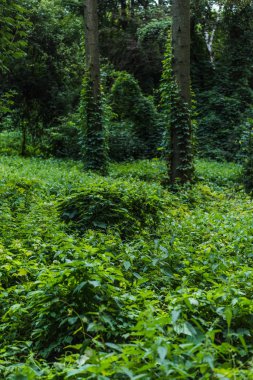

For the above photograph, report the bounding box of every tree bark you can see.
[84,0,100,100]
[172,0,191,107]
[170,0,193,184]
[83,0,107,174]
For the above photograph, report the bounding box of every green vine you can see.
[80,70,108,175]
[160,31,195,185]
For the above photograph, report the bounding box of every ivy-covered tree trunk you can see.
[83,0,108,174]
[170,0,194,185]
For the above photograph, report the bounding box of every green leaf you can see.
[225,307,233,329]
[157,346,167,361]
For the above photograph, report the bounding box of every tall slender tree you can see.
[170,0,194,185]
[83,0,108,174]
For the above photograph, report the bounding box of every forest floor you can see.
[1,156,253,379]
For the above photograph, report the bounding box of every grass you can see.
[0,155,253,379]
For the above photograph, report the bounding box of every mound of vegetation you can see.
[58,180,164,237]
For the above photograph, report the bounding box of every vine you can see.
[160,31,195,185]
[80,70,108,175]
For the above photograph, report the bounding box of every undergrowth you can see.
[1,156,253,379]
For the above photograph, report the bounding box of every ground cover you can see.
[1,156,253,379]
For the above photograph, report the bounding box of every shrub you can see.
[108,121,144,161]
[0,130,23,156]
[25,257,130,358]
[0,179,39,214]
[58,180,164,237]
[44,119,81,160]
[197,91,243,161]
[110,72,163,158]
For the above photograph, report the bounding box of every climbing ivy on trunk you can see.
[82,0,108,175]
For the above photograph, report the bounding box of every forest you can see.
[1,0,253,378]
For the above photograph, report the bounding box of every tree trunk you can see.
[170,0,193,185]
[84,0,100,100]
[83,0,107,174]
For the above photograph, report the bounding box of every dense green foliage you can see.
[195,3,253,161]
[58,180,162,237]
[1,1,253,377]
[110,71,162,158]
[0,0,29,114]
[1,0,83,155]
[2,0,253,172]
[2,156,253,379]
[0,0,28,73]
